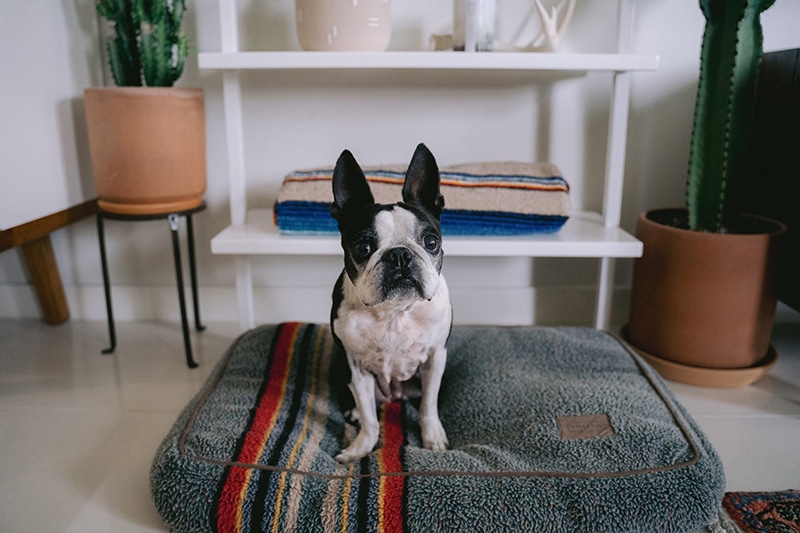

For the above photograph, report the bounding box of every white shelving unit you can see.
[202,0,658,331]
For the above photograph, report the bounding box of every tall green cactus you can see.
[686,0,776,232]
[96,0,188,87]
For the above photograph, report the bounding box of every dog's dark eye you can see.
[353,240,372,260]
[423,234,440,252]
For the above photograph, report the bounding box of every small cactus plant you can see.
[686,0,776,232]
[96,0,188,87]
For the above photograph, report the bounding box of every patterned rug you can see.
[723,490,800,532]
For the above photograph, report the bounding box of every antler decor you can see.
[495,0,576,52]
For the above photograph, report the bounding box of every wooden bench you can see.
[0,200,97,324]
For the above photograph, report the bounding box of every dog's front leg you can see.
[336,364,380,463]
[419,346,449,451]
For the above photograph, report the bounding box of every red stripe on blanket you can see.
[379,401,405,533]
[215,322,300,533]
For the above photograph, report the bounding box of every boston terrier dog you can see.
[330,143,452,463]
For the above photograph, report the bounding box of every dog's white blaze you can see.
[374,207,410,245]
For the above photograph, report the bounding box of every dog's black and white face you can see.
[330,144,451,463]
[332,159,444,307]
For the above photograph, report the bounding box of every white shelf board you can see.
[210,209,643,258]
[198,51,659,72]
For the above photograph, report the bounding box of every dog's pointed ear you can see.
[402,143,445,219]
[331,149,374,221]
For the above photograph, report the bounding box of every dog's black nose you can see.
[384,247,413,268]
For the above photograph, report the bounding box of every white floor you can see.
[1,318,799,532]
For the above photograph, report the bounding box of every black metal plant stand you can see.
[96,202,206,368]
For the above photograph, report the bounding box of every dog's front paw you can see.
[343,408,360,424]
[335,432,378,463]
[421,418,449,452]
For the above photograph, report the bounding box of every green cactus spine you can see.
[96,0,187,87]
[686,0,776,232]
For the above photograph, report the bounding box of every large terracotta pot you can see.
[84,87,207,215]
[626,208,786,386]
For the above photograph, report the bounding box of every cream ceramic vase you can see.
[296,0,391,51]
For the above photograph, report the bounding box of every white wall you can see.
[0,0,100,230]
[2,0,800,327]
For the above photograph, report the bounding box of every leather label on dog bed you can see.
[557,414,615,440]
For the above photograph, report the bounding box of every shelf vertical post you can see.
[235,255,255,330]
[219,0,247,227]
[602,74,631,230]
[595,0,636,330]
[595,258,616,329]
[219,0,255,329]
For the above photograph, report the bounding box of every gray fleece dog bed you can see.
[151,322,726,532]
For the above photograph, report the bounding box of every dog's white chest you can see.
[339,306,439,381]
[360,321,431,382]
[334,277,451,384]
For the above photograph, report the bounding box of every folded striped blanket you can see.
[274,162,570,235]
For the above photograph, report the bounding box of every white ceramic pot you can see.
[296,0,391,51]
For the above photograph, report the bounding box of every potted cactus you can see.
[625,0,787,387]
[84,0,206,215]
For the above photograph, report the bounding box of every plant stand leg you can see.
[96,213,116,354]
[186,213,205,332]
[168,214,198,368]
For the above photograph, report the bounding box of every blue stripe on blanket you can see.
[274,202,338,234]
[442,210,567,235]
[274,201,568,236]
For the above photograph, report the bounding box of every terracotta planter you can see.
[626,208,786,386]
[295,0,391,51]
[84,87,207,215]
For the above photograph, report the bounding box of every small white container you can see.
[296,0,392,51]
[453,0,496,52]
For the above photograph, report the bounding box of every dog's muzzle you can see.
[381,247,424,297]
